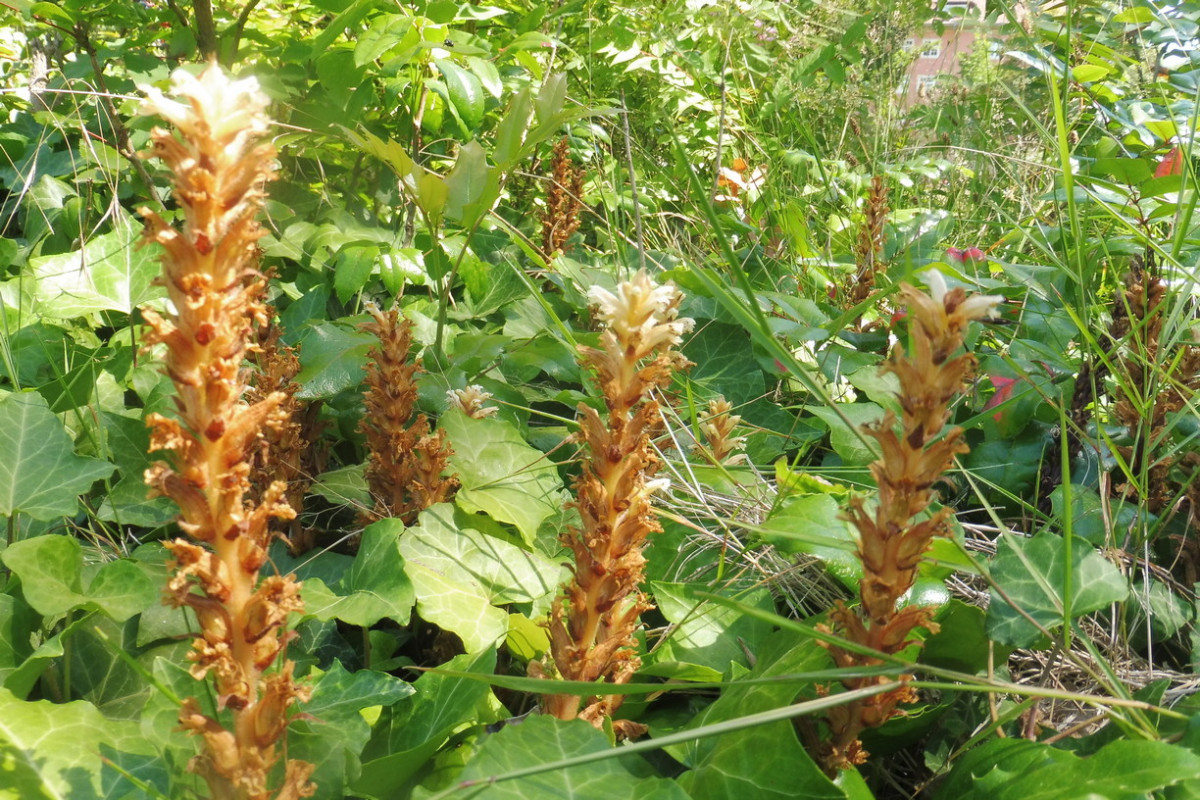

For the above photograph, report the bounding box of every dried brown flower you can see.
[359,302,458,524]
[139,63,313,800]
[540,136,585,261]
[247,318,323,553]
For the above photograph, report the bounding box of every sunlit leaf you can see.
[0,392,114,520]
[442,409,570,544]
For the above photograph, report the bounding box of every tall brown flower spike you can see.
[359,302,458,524]
[816,272,1000,774]
[138,65,314,800]
[1110,267,1200,579]
[540,136,585,261]
[532,269,693,738]
[247,318,322,554]
[696,396,747,466]
[847,174,890,314]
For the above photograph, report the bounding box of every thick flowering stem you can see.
[533,270,693,738]
[817,274,1001,774]
[139,64,313,800]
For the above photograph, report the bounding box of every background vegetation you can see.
[1,0,1199,797]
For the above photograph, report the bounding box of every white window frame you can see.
[921,38,941,59]
[917,74,938,97]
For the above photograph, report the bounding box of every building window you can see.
[921,38,941,59]
[903,37,916,51]
[917,75,938,97]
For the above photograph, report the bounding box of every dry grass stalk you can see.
[138,64,314,800]
[359,302,458,524]
[532,269,693,737]
[816,272,1000,774]
[540,136,585,261]
[696,396,747,465]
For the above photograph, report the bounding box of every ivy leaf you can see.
[302,521,415,627]
[757,492,861,589]
[453,715,692,799]
[356,648,498,797]
[290,661,414,800]
[0,392,114,521]
[986,533,1129,649]
[644,582,773,679]
[294,320,375,400]
[442,409,570,544]
[402,505,564,605]
[673,629,844,799]
[934,737,1200,800]
[0,686,153,800]
[683,322,765,407]
[806,403,885,466]
[1,534,158,622]
[27,219,163,318]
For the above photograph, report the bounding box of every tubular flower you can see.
[815,273,999,774]
[139,63,313,800]
[359,302,458,524]
[533,269,693,738]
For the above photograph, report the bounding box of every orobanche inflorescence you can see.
[139,64,314,800]
[817,272,1001,774]
[533,269,693,738]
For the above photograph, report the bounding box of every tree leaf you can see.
[1,535,158,622]
[493,88,534,170]
[441,409,570,544]
[453,715,692,799]
[0,686,152,800]
[0,392,114,520]
[435,59,484,130]
[986,533,1129,648]
[445,140,499,228]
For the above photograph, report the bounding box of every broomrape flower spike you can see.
[138,64,314,800]
[533,269,692,738]
[359,301,458,524]
[815,273,1000,775]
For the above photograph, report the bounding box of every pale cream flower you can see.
[139,65,271,157]
[587,269,694,355]
[447,385,498,418]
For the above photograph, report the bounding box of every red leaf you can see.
[1155,146,1184,178]
[984,375,1020,421]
